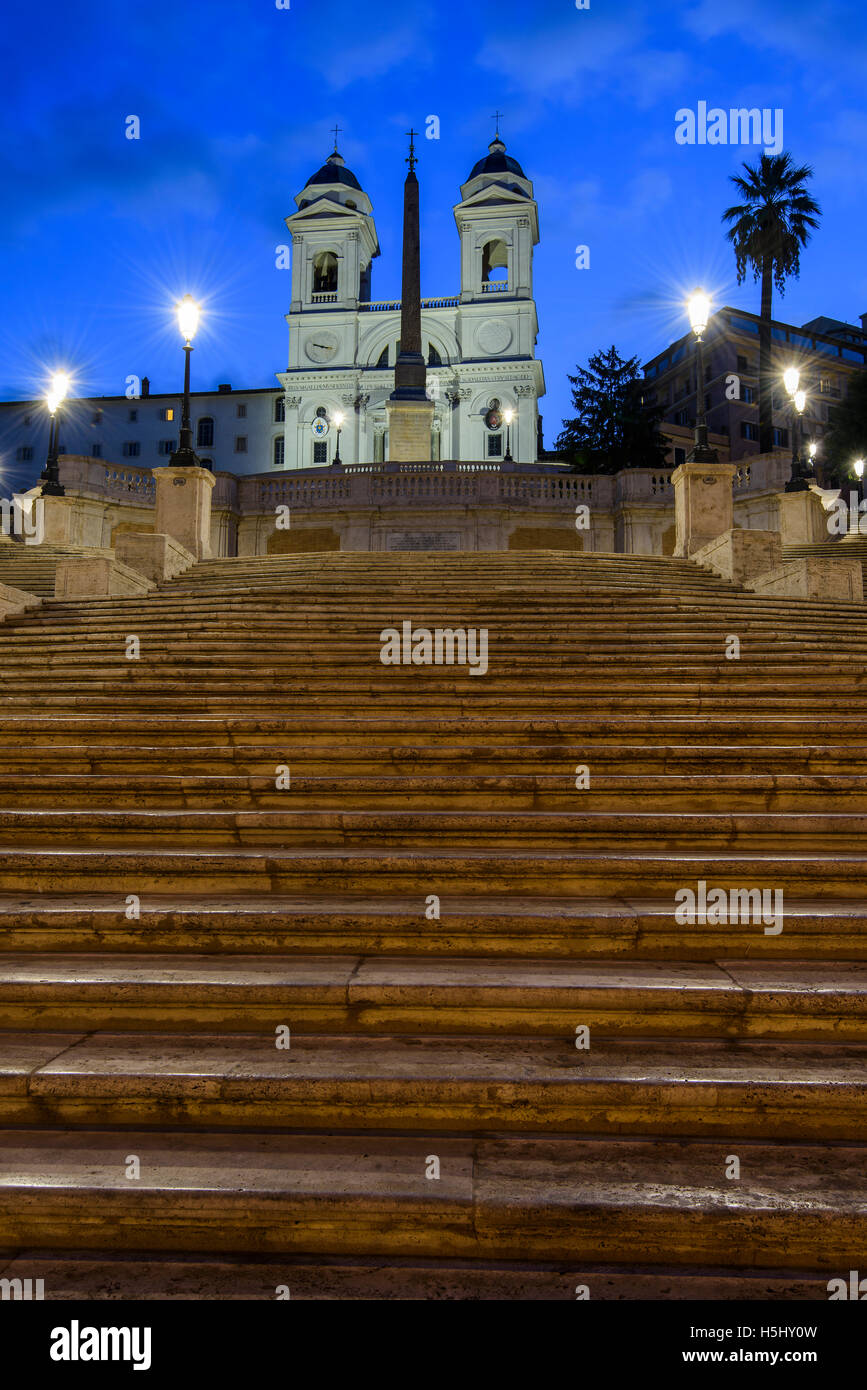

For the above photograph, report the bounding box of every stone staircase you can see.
[0,550,865,1300]
[0,542,113,599]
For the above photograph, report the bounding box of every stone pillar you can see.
[671,461,735,557]
[154,466,215,560]
[39,494,74,546]
[778,488,829,547]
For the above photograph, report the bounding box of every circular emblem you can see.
[311,417,329,438]
[477,320,513,356]
[485,408,502,432]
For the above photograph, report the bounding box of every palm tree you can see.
[722,153,821,454]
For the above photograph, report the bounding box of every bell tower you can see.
[286,143,379,318]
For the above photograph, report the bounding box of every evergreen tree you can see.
[555,345,668,474]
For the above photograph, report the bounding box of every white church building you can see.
[278,134,545,469]
[0,135,546,479]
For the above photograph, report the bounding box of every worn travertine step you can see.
[1,1130,864,1267]
[0,770,863,812]
[0,807,862,851]
[0,1250,834,1300]
[2,1032,865,1137]
[1,956,863,1038]
[1,893,862,959]
[0,845,862,897]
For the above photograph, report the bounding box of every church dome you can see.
[467,136,527,183]
[305,151,362,191]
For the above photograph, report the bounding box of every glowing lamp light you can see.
[855,459,865,480]
[46,391,61,415]
[808,441,818,459]
[176,294,201,342]
[783,366,800,397]
[503,407,515,425]
[51,371,71,401]
[332,411,345,429]
[794,389,806,414]
[687,289,711,336]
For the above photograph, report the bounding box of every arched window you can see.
[199,457,213,471]
[313,252,338,294]
[428,344,443,366]
[482,239,509,283]
[376,346,389,368]
[197,417,214,448]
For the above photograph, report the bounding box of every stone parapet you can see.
[690,529,782,586]
[54,556,154,599]
[749,556,864,603]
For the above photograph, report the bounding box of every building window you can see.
[673,409,689,426]
[91,444,102,458]
[274,397,286,423]
[312,251,338,294]
[122,441,141,457]
[376,346,389,369]
[236,403,247,419]
[273,436,285,468]
[313,441,328,464]
[15,447,33,462]
[742,386,755,404]
[487,433,503,458]
[159,407,174,422]
[199,458,213,469]
[234,436,248,453]
[197,417,214,448]
[673,446,686,467]
[772,427,789,449]
[428,344,443,366]
[740,422,759,441]
[128,409,138,422]
[92,410,103,425]
[736,355,750,374]
[158,440,175,456]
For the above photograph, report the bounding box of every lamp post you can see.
[40,370,71,496]
[332,410,345,466]
[686,289,718,462]
[783,367,810,492]
[169,294,202,468]
[503,407,515,463]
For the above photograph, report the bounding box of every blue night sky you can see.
[1,0,865,483]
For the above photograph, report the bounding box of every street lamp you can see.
[169,294,202,468]
[783,367,810,492]
[685,289,718,462]
[40,369,71,496]
[503,407,515,463]
[332,410,345,466]
[855,458,865,507]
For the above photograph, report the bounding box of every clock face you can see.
[305,332,339,363]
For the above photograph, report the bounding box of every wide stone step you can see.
[0,846,864,897]
[1,893,860,959]
[2,1031,866,1137]
[0,956,863,1039]
[0,807,860,849]
[1,1130,863,1267]
[0,1249,834,1300]
[0,771,863,812]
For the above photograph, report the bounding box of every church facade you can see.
[277,136,545,469]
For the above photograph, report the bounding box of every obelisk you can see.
[386,130,434,462]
